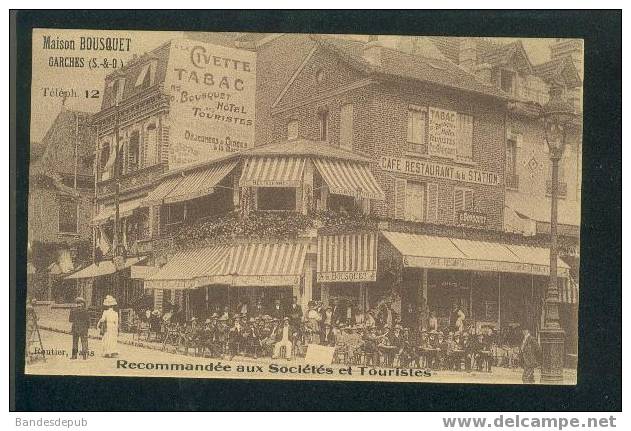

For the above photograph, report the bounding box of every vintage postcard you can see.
[25,28,582,384]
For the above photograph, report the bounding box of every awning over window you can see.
[143,176,182,206]
[144,246,231,290]
[143,161,237,206]
[144,242,308,289]
[381,231,570,277]
[164,161,237,204]
[92,198,143,224]
[313,159,385,200]
[224,242,308,286]
[317,233,377,282]
[66,256,147,279]
[239,157,305,187]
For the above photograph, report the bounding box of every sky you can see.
[29,30,567,143]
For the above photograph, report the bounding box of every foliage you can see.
[169,209,378,250]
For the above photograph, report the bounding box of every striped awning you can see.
[313,159,385,200]
[240,157,305,187]
[66,256,146,279]
[317,233,377,282]
[143,161,237,206]
[164,161,237,203]
[92,198,143,224]
[382,231,570,277]
[224,242,308,286]
[143,176,182,206]
[144,246,231,290]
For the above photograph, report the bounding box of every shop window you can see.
[327,194,356,214]
[456,113,474,161]
[127,131,140,173]
[318,110,329,141]
[404,181,426,222]
[454,187,475,218]
[257,187,296,211]
[58,197,78,234]
[339,104,353,150]
[407,106,427,155]
[287,120,299,140]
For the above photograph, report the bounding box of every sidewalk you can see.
[31,303,577,384]
[33,303,168,352]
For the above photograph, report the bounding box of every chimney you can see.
[363,36,382,67]
[459,38,477,72]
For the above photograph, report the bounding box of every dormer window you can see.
[500,70,515,94]
[108,77,126,107]
[135,60,157,89]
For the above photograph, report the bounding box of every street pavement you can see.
[26,329,578,384]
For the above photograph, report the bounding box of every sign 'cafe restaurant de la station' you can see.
[67,36,578,345]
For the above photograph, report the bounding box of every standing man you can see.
[520,328,541,383]
[288,296,303,328]
[69,297,90,359]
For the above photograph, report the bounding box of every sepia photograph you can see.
[21,26,587,386]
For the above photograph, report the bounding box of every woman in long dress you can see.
[98,295,119,358]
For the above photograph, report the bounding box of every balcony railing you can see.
[546,180,568,197]
[97,162,167,197]
[506,174,519,190]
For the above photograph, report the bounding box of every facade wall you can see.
[506,113,582,229]
[271,46,507,230]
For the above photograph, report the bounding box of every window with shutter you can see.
[144,123,158,167]
[407,107,427,155]
[340,104,353,150]
[457,114,474,161]
[454,187,475,220]
[394,178,407,220]
[404,181,426,222]
[426,183,439,223]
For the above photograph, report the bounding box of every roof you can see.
[101,41,172,110]
[533,56,582,89]
[32,109,95,178]
[245,139,373,163]
[159,138,373,181]
[311,35,508,100]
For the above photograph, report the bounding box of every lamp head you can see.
[541,86,576,158]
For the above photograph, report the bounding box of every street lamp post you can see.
[540,85,576,384]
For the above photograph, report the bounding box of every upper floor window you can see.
[58,196,78,234]
[144,123,159,166]
[257,187,296,211]
[506,139,518,189]
[127,131,140,172]
[318,110,329,141]
[339,104,353,150]
[456,113,474,161]
[162,202,185,226]
[454,187,475,218]
[500,70,515,94]
[405,181,426,222]
[100,142,110,173]
[407,106,427,155]
[287,120,299,140]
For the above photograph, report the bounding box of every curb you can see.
[38,325,169,353]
